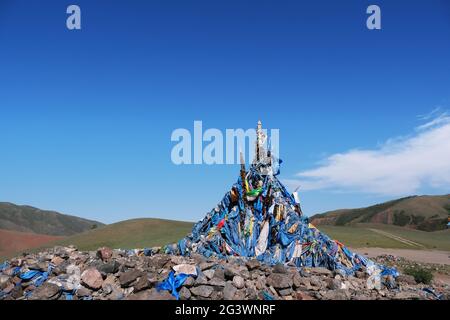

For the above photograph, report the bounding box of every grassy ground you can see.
[318,223,450,251]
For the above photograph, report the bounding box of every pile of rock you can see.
[0,246,448,300]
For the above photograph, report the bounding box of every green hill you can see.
[52,218,194,251]
[0,202,104,236]
[310,195,450,231]
[319,224,450,251]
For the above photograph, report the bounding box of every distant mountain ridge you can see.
[0,202,104,236]
[310,194,450,232]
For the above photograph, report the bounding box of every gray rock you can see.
[310,276,322,288]
[234,289,246,300]
[223,281,237,300]
[97,261,120,275]
[256,276,266,290]
[183,276,195,287]
[134,275,150,292]
[209,278,226,287]
[29,283,61,300]
[76,286,92,297]
[127,288,175,300]
[326,278,342,290]
[148,255,171,269]
[194,275,209,286]
[179,287,192,300]
[309,267,333,277]
[108,288,125,300]
[278,288,293,296]
[394,291,422,300]
[119,269,142,287]
[29,262,48,272]
[203,269,215,280]
[245,287,258,300]
[322,289,350,300]
[213,268,225,280]
[272,263,287,274]
[293,274,310,289]
[246,259,261,270]
[199,261,215,271]
[232,276,245,289]
[266,273,293,289]
[224,266,240,280]
[190,285,214,298]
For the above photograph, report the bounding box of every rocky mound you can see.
[0,246,448,300]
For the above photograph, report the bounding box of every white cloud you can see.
[288,111,450,196]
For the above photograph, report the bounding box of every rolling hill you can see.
[310,195,450,231]
[52,218,194,251]
[0,202,104,236]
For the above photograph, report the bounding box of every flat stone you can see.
[266,273,293,289]
[190,285,214,298]
[173,264,197,277]
[194,275,209,286]
[29,283,61,300]
[208,278,226,287]
[127,288,175,300]
[199,261,215,271]
[394,291,422,300]
[29,262,48,272]
[134,275,150,292]
[309,267,333,277]
[322,289,350,300]
[119,269,142,287]
[203,269,215,280]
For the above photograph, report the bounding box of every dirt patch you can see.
[0,228,64,259]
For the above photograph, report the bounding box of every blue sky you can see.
[0,0,449,223]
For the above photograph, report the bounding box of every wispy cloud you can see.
[287,110,450,196]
